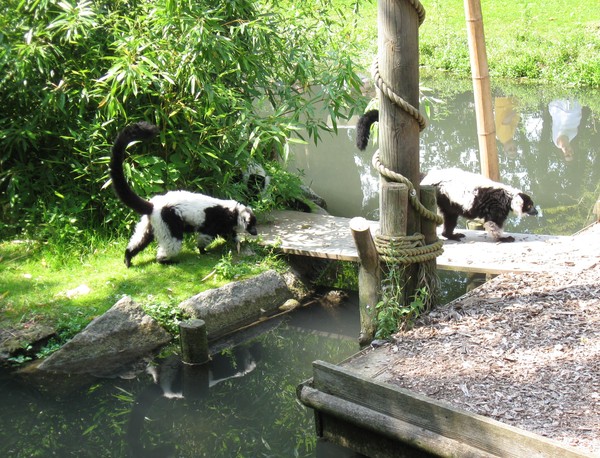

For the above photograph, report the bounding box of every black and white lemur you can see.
[110,121,258,267]
[356,109,538,243]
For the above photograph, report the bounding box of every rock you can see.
[36,296,171,376]
[178,270,294,339]
[279,298,301,312]
[0,324,56,363]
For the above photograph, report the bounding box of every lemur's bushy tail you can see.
[355,109,379,151]
[110,122,160,215]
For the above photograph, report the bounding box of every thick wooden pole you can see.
[378,0,421,301]
[464,0,499,180]
[380,182,408,237]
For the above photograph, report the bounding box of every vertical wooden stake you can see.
[420,186,437,246]
[179,319,209,365]
[380,182,413,306]
[464,0,499,180]
[380,182,409,237]
[350,217,379,345]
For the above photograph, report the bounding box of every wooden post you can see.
[380,183,413,305]
[380,182,408,237]
[378,0,421,302]
[464,0,499,181]
[179,319,209,365]
[419,186,437,246]
[350,217,379,345]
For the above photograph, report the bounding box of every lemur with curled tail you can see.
[355,110,538,242]
[110,122,258,267]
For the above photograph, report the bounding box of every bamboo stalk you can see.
[464,0,499,180]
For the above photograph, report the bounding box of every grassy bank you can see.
[354,0,600,87]
[0,238,283,363]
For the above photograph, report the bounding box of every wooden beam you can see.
[254,211,597,275]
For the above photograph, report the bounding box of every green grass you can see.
[0,236,284,358]
[354,0,600,87]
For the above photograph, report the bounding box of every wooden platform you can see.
[256,210,599,275]
[298,360,595,458]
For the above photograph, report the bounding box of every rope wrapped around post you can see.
[371,0,443,274]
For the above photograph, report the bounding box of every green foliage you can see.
[355,0,600,87]
[374,265,429,339]
[0,0,364,241]
[421,0,600,86]
[141,301,186,335]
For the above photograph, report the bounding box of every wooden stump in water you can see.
[179,319,209,365]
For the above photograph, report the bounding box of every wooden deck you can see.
[256,210,599,275]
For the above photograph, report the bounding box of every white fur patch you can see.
[511,194,524,216]
[483,221,505,239]
[127,215,151,250]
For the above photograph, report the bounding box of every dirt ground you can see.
[370,223,600,454]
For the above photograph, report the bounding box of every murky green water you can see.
[1,302,362,457]
[2,82,598,457]
[290,81,600,235]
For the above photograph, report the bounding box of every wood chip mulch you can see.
[377,225,600,455]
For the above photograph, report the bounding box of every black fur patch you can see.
[161,206,185,241]
[468,188,512,226]
[199,205,238,239]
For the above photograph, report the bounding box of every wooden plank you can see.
[298,383,495,458]
[255,211,596,275]
[307,360,594,458]
[256,210,365,261]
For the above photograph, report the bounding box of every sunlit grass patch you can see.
[0,236,284,354]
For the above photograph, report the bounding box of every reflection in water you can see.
[495,96,520,159]
[548,99,583,162]
[127,345,262,457]
[289,86,600,235]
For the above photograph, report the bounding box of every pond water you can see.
[2,82,599,457]
[290,81,600,236]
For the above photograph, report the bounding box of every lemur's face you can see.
[238,207,258,235]
[512,193,538,217]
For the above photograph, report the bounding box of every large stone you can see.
[36,296,171,376]
[179,270,294,339]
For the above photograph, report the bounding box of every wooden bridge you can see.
[256,210,599,275]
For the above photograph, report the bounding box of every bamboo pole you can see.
[378,0,421,301]
[464,0,499,180]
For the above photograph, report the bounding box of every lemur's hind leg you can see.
[483,221,515,243]
[441,213,465,241]
[154,207,184,264]
[125,216,154,267]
